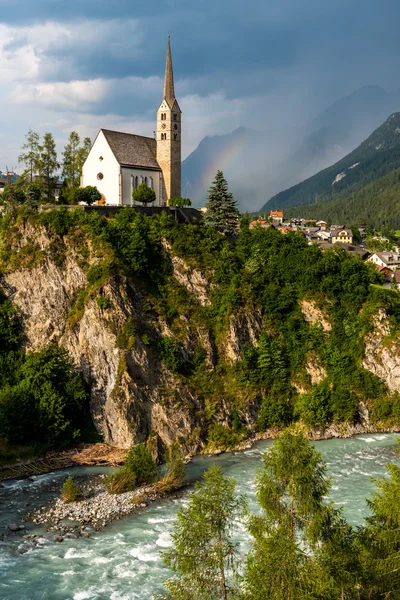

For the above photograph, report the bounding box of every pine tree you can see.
[204,170,239,235]
[18,129,41,183]
[37,133,60,201]
[158,465,245,600]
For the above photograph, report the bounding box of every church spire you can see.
[163,36,175,106]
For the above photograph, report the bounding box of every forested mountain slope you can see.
[261,113,400,212]
[284,167,400,228]
[1,208,400,456]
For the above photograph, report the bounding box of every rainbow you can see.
[188,133,246,204]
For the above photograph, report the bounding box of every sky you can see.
[0,0,400,171]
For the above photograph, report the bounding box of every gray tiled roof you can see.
[102,129,160,170]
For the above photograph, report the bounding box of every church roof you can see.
[101,129,160,170]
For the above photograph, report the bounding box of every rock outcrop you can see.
[363,310,400,394]
[1,223,258,452]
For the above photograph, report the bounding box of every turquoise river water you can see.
[0,433,399,600]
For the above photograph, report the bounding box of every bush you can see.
[96,295,112,309]
[61,476,82,503]
[157,337,183,373]
[0,345,89,447]
[207,423,246,450]
[105,468,136,494]
[257,395,293,431]
[295,381,332,429]
[165,441,185,484]
[116,318,136,350]
[124,443,158,485]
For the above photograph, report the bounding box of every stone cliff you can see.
[1,221,260,453]
[2,219,400,453]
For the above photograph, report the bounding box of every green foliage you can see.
[104,468,136,494]
[61,476,82,503]
[165,441,185,484]
[96,295,112,309]
[244,430,335,599]
[295,382,332,428]
[75,186,102,206]
[132,182,156,205]
[116,318,136,350]
[0,344,89,448]
[124,443,158,485]
[157,337,184,373]
[207,423,246,450]
[158,465,245,600]
[37,132,60,201]
[204,170,240,235]
[168,197,192,207]
[257,395,293,430]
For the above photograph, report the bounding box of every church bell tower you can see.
[156,37,181,204]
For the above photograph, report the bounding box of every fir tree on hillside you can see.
[204,170,239,235]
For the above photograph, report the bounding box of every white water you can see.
[0,433,398,599]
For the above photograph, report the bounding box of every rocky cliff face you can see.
[363,310,400,394]
[1,222,258,453]
[2,221,400,453]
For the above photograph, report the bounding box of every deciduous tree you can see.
[158,465,245,600]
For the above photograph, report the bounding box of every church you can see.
[81,39,181,206]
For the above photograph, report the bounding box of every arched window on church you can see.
[149,176,153,189]
[161,133,167,140]
[173,133,177,140]
[144,177,148,186]
[173,113,177,121]
[161,113,167,120]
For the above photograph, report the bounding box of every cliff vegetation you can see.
[1,206,400,457]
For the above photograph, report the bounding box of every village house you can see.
[368,252,400,271]
[81,38,181,206]
[270,210,284,224]
[330,228,353,244]
[316,220,328,229]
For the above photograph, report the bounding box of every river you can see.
[0,433,398,600]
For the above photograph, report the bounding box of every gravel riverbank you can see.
[25,473,187,540]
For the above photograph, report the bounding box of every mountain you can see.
[284,167,400,230]
[182,86,400,211]
[260,113,400,213]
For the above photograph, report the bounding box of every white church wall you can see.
[121,167,163,206]
[82,132,120,205]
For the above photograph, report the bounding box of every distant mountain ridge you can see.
[182,85,400,210]
[259,113,400,213]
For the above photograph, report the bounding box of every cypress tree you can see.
[204,170,239,235]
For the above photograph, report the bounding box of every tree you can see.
[18,129,40,183]
[361,449,400,596]
[37,133,60,201]
[77,137,92,176]
[62,131,81,189]
[158,465,245,600]
[204,170,239,235]
[243,429,333,599]
[132,182,156,205]
[169,197,191,207]
[75,185,102,206]
[0,344,88,447]
[124,443,158,485]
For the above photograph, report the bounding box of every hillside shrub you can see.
[105,468,136,494]
[207,423,246,450]
[124,443,159,485]
[295,381,332,429]
[61,476,82,503]
[257,395,293,431]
